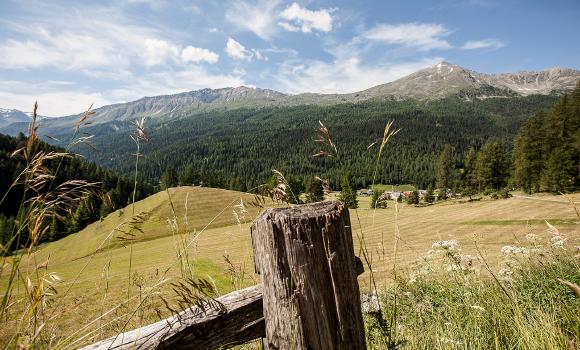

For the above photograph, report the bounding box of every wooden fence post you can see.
[251,200,366,350]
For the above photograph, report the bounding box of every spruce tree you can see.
[476,139,509,191]
[406,190,420,205]
[436,144,454,192]
[338,174,358,209]
[425,186,435,203]
[460,148,478,198]
[305,178,324,203]
[160,167,178,190]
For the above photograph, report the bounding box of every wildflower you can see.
[550,235,565,249]
[500,245,529,256]
[361,291,380,313]
[432,240,459,251]
[524,233,538,242]
[498,267,513,281]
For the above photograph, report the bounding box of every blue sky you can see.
[0,0,579,116]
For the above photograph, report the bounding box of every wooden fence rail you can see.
[82,201,366,350]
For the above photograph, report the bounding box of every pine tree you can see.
[512,113,545,193]
[48,215,64,241]
[306,178,324,203]
[436,144,454,192]
[70,200,92,233]
[338,174,358,209]
[178,164,196,186]
[406,190,420,205]
[425,186,435,203]
[541,147,576,193]
[286,176,304,204]
[476,139,509,191]
[460,147,478,198]
[160,167,178,190]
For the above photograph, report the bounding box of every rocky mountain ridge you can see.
[1,62,578,134]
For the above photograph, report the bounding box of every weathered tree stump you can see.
[251,200,366,350]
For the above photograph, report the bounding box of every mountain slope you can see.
[1,62,578,136]
[0,108,31,128]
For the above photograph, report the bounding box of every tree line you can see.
[436,82,580,196]
[0,133,154,251]
[66,93,556,192]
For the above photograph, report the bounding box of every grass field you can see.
[2,186,579,347]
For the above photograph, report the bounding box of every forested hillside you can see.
[65,94,557,190]
[512,83,580,193]
[0,133,154,250]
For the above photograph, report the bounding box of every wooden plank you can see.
[250,201,367,350]
[81,284,264,350]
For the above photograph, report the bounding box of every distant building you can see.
[380,190,404,200]
[358,189,374,196]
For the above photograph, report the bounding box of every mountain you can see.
[1,62,578,136]
[0,108,31,128]
[357,62,580,100]
[483,67,580,95]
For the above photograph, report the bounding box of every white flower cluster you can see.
[498,267,514,281]
[445,253,476,273]
[431,240,459,251]
[500,245,529,256]
[550,235,566,249]
[360,291,380,314]
[524,233,538,242]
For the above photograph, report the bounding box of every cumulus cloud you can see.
[226,0,280,40]
[181,46,219,64]
[278,2,333,33]
[225,37,253,61]
[461,39,505,50]
[0,6,244,116]
[143,38,179,66]
[363,23,452,51]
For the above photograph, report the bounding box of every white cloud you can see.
[0,89,110,117]
[278,2,333,33]
[363,23,452,51]
[144,38,179,66]
[462,39,505,50]
[276,57,442,94]
[181,46,219,64]
[0,6,247,116]
[225,37,253,61]
[226,0,280,40]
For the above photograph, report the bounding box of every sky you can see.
[0,0,579,116]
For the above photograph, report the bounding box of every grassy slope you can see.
[4,188,579,346]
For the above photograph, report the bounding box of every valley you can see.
[3,185,578,346]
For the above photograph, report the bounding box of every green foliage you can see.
[512,83,580,193]
[160,167,178,190]
[475,139,510,191]
[370,190,388,209]
[285,175,304,204]
[305,178,324,203]
[0,133,153,250]
[178,164,197,186]
[338,174,358,209]
[458,147,478,197]
[424,186,435,203]
[52,95,556,192]
[367,253,580,349]
[406,190,420,205]
[436,144,454,191]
